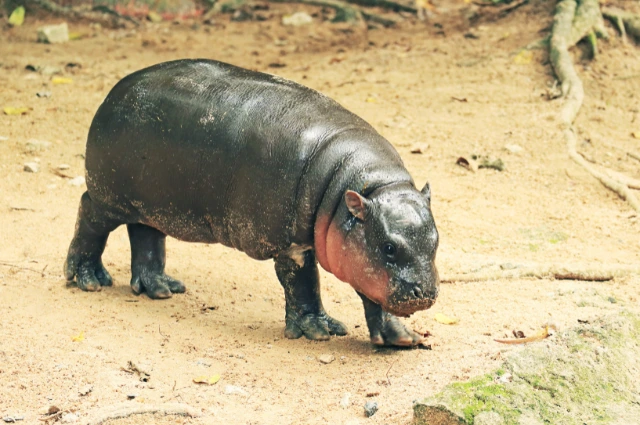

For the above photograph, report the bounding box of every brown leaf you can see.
[456,156,478,172]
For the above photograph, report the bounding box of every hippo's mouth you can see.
[381,297,437,318]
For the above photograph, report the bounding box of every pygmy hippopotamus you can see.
[64,59,439,347]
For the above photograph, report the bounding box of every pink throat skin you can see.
[314,215,389,306]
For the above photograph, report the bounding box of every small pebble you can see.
[0,136,8,141]
[24,139,51,152]
[340,392,351,408]
[24,162,39,173]
[36,91,52,98]
[78,385,93,396]
[126,393,137,400]
[58,164,70,170]
[68,176,85,186]
[61,413,78,423]
[504,144,523,154]
[224,385,249,396]
[364,400,378,417]
[318,354,335,364]
[410,144,428,154]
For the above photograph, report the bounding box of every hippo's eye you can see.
[382,243,397,261]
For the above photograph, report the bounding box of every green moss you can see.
[438,375,521,423]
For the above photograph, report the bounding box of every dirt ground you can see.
[1,1,640,424]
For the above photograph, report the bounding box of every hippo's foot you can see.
[65,255,113,292]
[284,310,348,341]
[128,223,186,299]
[359,293,423,347]
[130,271,185,299]
[65,192,121,292]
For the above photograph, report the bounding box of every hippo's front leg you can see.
[359,293,424,347]
[275,250,348,341]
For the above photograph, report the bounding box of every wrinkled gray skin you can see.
[65,59,439,347]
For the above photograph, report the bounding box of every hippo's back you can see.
[86,59,408,259]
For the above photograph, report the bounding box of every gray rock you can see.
[224,385,249,396]
[24,139,51,152]
[340,392,351,408]
[364,401,378,417]
[68,176,85,186]
[61,413,78,423]
[37,23,69,44]
[24,162,39,173]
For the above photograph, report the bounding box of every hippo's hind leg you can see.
[65,192,120,291]
[275,249,348,341]
[127,223,186,299]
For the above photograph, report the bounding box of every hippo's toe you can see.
[130,272,185,299]
[284,312,348,341]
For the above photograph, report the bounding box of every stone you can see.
[317,354,335,364]
[364,401,378,417]
[24,139,51,152]
[61,413,78,423]
[58,164,70,170]
[340,392,351,408]
[37,23,69,44]
[224,385,248,396]
[414,312,640,425]
[24,162,39,173]
[504,144,523,154]
[68,176,85,186]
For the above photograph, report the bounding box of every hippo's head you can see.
[316,182,439,317]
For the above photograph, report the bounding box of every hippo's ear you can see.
[345,190,370,221]
[420,182,431,202]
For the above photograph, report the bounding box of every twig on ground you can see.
[86,403,200,425]
[441,265,639,283]
[0,261,48,276]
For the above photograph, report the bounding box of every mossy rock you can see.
[414,311,640,425]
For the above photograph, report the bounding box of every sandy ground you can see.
[1,1,640,424]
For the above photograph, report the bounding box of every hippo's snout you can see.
[384,269,439,317]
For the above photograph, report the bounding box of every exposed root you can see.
[549,0,640,212]
[86,403,200,425]
[441,265,638,283]
[603,7,640,43]
[29,0,139,27]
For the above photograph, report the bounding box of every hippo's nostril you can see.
[411,287,424,299]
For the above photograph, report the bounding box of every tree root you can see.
[442,265,639,283]
[28,0,139,27]
[603,7,640,43]
[85,403,200,425]
[549,0,640,213]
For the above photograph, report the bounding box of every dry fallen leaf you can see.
[456,156,478,172]
[193,374,221,385]
[8,6,25,26]
[52,77,73,85]
[71,331,85,342]
[3,107,30,115]
[513,50,533,65]
[434,313,459,325]
[495,324,556,345]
